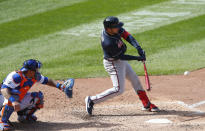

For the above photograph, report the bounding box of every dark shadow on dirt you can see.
[93,110,205,119]
[157,110,205,117]
[70,108,205,122]
[11,121,119,131]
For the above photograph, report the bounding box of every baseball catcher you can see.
[0,59,74,130]
[85,16,159,115]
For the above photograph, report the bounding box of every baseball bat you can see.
[142,61,151,91]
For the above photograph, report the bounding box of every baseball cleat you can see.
[150,104,160,112]
[85,96,94,115]
[142,103,160,112]
[0,122,11,131]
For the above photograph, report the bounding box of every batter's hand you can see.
[136,56,146,61]
[137,47,145,57]
[12,101,21,111]
[137,47,146,61]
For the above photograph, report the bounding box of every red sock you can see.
[137,90,150,107]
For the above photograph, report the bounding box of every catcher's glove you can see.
[59,78,75,98]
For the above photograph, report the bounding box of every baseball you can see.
[184,71,190,76]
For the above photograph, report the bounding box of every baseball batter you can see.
[0,59,74,130]
[85,16,159,115]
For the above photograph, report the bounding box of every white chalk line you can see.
[189,100,205,108]
[177,101,205,114]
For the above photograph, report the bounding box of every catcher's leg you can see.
[125,62,159,112]
[0,94,4,110]
[17,92,44,123]
[86,60,126,115]
[0,102,14,131]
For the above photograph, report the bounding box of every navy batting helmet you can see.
[21,59,42,72]
[103,16,124,29]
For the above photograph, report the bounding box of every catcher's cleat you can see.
[85,96,94,115]
[142,102,160,112]
[17,115,37,123]
[0,122,11,131]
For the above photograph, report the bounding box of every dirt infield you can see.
[9,68,205,131]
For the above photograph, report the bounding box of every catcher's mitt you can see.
[60,78,75,98]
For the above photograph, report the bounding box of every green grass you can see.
[126,14,205,75]
[0,0,205,81]
[135,15,205,55]
[0,0,164,48]
[0,0,86,24]
[147,38,205,75]
[0,0,6,3]
[48,14,205,78]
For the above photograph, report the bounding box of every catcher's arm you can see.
[46,79,58,87]
[46,78,75,98]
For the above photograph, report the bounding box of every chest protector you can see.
[16,71,37,101]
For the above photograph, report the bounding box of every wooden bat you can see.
[143,61,151,91]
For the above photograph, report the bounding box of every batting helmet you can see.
[103,16,124,29]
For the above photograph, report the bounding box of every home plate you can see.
[145,119,172,124]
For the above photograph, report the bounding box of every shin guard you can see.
[1,105,14,123]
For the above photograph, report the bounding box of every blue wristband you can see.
[9,96,16,103]
[56,83,61,89]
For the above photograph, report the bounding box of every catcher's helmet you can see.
[103,16,124,29]
[21,59,42,72]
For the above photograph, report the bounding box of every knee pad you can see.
[31,91,44,109]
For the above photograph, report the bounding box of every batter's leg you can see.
[125,62,143,92]
[125,62,159,112]
[90,60,126,104]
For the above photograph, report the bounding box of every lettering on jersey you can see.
[117,40,124,48]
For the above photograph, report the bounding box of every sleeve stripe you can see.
[39,75,48,84]
[1,84,10,89]
[42,77,48,84]
[121,30,130,40]
[39,75,45,83]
